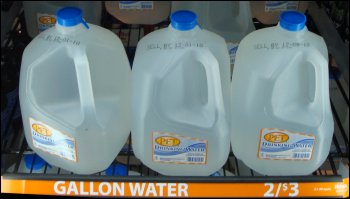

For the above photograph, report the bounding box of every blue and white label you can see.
[227,42,239,66]
[258,128,315,161]
[153,132,207,165]
[30,118,77,162]
[265,1,299,12]
[119,1,153,10]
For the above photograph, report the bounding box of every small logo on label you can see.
[32,124,51,136]
[155,136,180,147]
[39,16,56,24]
[264,132,289,143]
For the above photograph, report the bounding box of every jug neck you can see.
[276,23,308,39]
[55,23,87,35]
[54,7,89,35]
[168,25,201,37]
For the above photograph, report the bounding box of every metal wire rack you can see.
[1,2,349,191]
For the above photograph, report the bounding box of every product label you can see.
[30,118,77,162]
[258,128,315,160]
[227,42,239,66]
[265,1,299,12]
[37,13,56,33]
[152,131,207,164]
[119,1,153,10]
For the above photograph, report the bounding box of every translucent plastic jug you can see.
[105,1,171,25]
[132,11,231,176]
[23,1,102,38]
[171,1,255,43]
[231,11,334,176]
[19,7,131,174]
[251,1,309,25]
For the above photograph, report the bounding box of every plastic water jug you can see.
[231,11,334,176]
[171,1,255,43]
[132,11,231,176]
[23,1,102,38]
[105,1,171,25]
[251,1,309,25]
[19,7,131,174]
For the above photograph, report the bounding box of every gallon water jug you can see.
[171,1,255,43]
[23,1,102,38]
[251,1,309,25]
[231,11,334,176]
[132,11,230,176]
[19,7,131,174]
[105,1,171,25]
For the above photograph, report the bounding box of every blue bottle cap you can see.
[170,10,197,31]
[56,7,89,29]
[24,154,46,170]
[279,11,306,31]
[105,164,128,176]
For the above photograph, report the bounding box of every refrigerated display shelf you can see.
[1,3,349,198]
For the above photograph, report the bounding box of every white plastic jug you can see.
[23,1,102,38]
[132,11,230,176]
[19,7,131,174]
[171,1,255,43]
[105,1,171,25]
[231,11,334,176]
[251,1,309,25]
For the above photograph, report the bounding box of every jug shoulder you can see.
[21,35,57,69]
[238,27,328,53]
[138,28,169,44]
[305,31,328,57]
[69,24,125,49]
[138,27,228,46]
[36,24,125,51]
[240,26,277,43]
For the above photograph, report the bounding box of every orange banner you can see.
[1,176,348,197]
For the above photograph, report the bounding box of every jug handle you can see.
[305,50,328,105]
[73,50,99,127]
[193,48,225,112]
